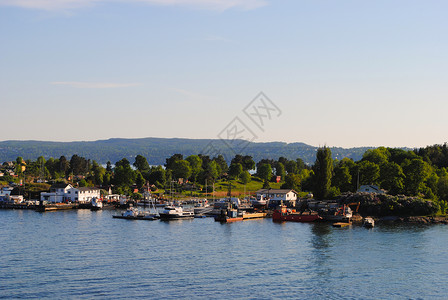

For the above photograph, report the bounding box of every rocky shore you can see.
[375,215,448,224]
[350,214,448,225]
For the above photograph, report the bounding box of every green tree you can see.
[296,158,307,173]
[58,156,69,176]
[312,146,333,200]
[358,161,380,186]
[186,155,203,182]
[133,155,150,174]
[281,173,301,191]
[437,175,448,200]
[213,155,228,176]
[380,162,405,194]
[285,160,298,174]
[228,163,243,180]
[15,156,24,176]
[148,166,166,187]
[172,160,192,180]
[135,170,145,189]
[403,158,430,196]
[45,157,57,179]
[257,163,272,182]
[332,159,353,192]
[202,160,219,183]
[78,179,88,187]
[275,162,286,181]
[113,158,136,189]
[70,155,88,176]
[362,147,390,165]
[242,156,256,171]
[165,154,183,170]
[240,170,251,185]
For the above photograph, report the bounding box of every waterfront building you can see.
[255,189,298,207]
[40,183,101,203]
[75,187,101,203]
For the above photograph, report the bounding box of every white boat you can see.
[91,197,103,210]
[251,195,268,207]
[363,217,375,228]
[113,207,159,220]
[159,206,194,220]
[194,200,212,215]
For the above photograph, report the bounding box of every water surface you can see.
[1,209,447,299]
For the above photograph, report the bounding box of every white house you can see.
[256,189,298,206]
[40,183,74,203]
[357,185,385,194]
[40,183,101,203]
[76,187,101,203]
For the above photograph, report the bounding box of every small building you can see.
[256,189,298,206]
[50,183,73,194]
[41,183,74,203]
[357,185,386,194]
[75,187,101,203]
[0,187,14,202]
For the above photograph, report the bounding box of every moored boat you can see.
[319,205,353,222]
[35,201,77,212]
[159,206,194,220]
[113,207,159,220]
[272,205,321,222]
[363,217,375,228]
[90,197,103,211]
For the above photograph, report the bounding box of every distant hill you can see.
[0,137,375,165]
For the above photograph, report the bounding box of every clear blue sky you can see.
[1,0,447,148]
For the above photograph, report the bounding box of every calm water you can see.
[1,209,448,299]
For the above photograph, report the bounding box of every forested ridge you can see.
[0,138,374,165]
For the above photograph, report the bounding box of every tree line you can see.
[2,143,448,213]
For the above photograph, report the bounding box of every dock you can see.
[0,203,36,210]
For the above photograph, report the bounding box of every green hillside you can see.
[0,137,374,164]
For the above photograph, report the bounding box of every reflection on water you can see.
[1,210,448,299]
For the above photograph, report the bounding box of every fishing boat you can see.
[363,217,375,228]
[159,206,194,220]
[272,205,321,222]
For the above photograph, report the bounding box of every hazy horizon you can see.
[2,0,447,148]
[0,135,430,150]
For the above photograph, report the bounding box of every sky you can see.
[1,0,447,148]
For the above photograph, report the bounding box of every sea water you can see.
[1,209,447,299]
